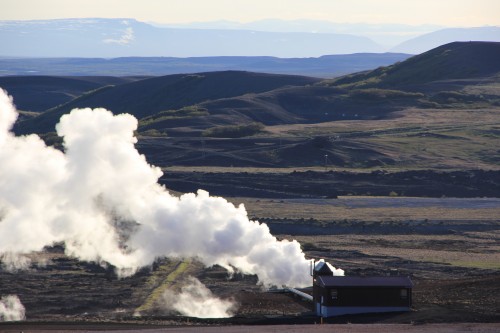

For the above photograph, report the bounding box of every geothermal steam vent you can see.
[0,88,343,317]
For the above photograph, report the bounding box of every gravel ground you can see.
[1,323,500,333]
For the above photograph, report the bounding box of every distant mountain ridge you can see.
[391,26,500,54]
[2,18,498,59]
[0,18,384,58]
[157,19,443,46]
[0,53,412,78]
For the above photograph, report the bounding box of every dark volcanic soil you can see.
[1,209,499,326]
[1,195,498,326]
[1,263,499,325]
[160,169,500,198]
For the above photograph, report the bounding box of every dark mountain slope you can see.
[14,71,320,134]
[331,42,500,88]
[0,76,137,112]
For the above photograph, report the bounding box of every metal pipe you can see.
[286,287,313,302]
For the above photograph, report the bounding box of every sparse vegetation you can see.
[138,129,168,137]
[202,122,265,138]
[349,88,424,100]
[139,106,209,128]
[430,91,486,105]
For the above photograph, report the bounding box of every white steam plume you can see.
[0,295,25,322]
[0,88,343,287]
[160,277,236,318]
[0,253,31,272]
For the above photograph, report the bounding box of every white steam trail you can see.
[160,277,236,318]
[0,252,31,272]
[0,295,25,322]
[0,88,343,288]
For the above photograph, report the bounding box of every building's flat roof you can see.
[316,276,413,288]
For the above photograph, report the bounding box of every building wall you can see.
[320,305,411,317]
[314,285,412,317]
[334,287,410,307]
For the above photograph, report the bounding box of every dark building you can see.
[312,261,413,317]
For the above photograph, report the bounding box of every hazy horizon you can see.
[2,0,499,27]
[1,1,500,58]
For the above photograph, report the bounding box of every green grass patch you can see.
[349,88,424,100]
[202,122,265,138]
[139,106,209,128]
[447,261,500,270]
[137,129,168,137]
[135,259,192,314]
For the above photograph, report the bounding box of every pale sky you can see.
[1,0,499,27]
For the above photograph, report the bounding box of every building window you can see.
[330,289,338,300]
[400,289,408,299]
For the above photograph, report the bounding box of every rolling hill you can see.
[157,86,425,134]
[14,42,500,138]
[0,76,143,112]
[11,42,500,171]
[138,42,500,136]
[13,71,320,134]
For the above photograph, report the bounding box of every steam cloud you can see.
[0,88,343,291]
[0,253,31,272]
[160,276,236,318]
[0,295,25,322]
